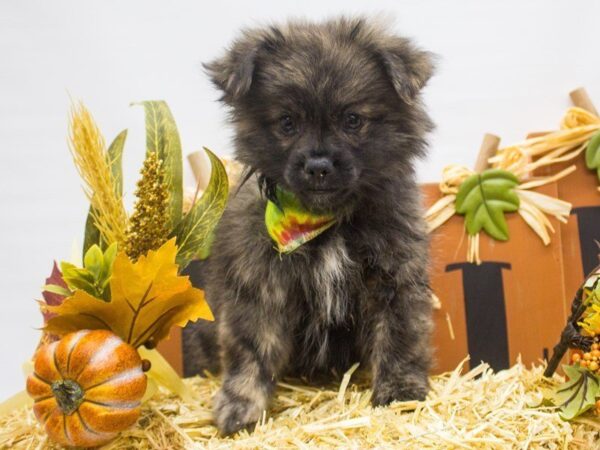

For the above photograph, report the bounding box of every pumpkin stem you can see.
[51,379,84,415]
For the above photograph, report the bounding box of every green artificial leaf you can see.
[136,101,183,230]
[84,244,103,278]
[585,129,600,183]
[196,230,216,261]
[83,129,127,255]
[60,262,97,293]
[102,241,118,277]
[59,244,117,300]
[553,364,600,421]
[83,211,100,256]
[455,169,520,241]
[106,129,127,196]
[42,284,72,297]
[171,147,229,268]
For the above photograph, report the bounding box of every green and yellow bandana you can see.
[265,187,336,253]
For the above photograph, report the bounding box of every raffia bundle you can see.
[490,107,600,182]
[424,163,573,264]
[424,103,600,265]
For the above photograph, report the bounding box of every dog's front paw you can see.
[213,388,264,435]
[371,377,429,407]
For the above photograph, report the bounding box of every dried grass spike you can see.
[68,102,127,246]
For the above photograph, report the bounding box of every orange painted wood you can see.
[157,327,184,376]
[422,183,568,374]
[536,157,600,302]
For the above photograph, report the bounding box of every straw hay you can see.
[2,359,599,449]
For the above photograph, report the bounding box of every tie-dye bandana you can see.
[265,187,336,254]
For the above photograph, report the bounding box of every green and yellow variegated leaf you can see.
[83,129,127,254]
[585,129,600,183]
[172,148,228,268]
[455,169,520,241]
[552,364,600,421]
[137,101,183,230]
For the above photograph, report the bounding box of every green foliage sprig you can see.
[80,100,229,269]
[44,244,117,301]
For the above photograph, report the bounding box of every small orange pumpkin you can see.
[26,329,147,447]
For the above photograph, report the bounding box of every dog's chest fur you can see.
[307,234,356,322]
[292,233,361,371]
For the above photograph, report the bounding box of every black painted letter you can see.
[446,262,511,371]
[572,206,600,276]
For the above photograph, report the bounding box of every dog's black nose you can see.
[304,158,333,182]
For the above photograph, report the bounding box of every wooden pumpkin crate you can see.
[532,88,600,305]
[423,182,568,373]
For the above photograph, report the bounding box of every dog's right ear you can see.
[204,27,283,104]
[376,37,436,104]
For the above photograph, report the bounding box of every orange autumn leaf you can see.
[44,238,213,348]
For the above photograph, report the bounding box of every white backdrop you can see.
[1,0,598,400]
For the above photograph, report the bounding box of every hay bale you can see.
[1,359,599,449]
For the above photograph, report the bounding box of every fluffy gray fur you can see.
[183,16,436,435]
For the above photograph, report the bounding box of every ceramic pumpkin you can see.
[26,329,147,447]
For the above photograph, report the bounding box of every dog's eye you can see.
[343,112,362,131]
[279,115,296,136]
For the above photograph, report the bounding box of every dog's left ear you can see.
[377,37,436,103]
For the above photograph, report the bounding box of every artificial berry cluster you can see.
[571,341,600,374]
[570,338,600,416]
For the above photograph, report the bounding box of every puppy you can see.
[184,16,435,435]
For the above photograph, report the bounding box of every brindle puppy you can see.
[184,17,436,435]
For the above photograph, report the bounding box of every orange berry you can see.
[592,350,600,358]
[581,360,589,368]
[584,352,593,361]
[592,343,599,351]
[572,353,582,363]
[589,361,599,372]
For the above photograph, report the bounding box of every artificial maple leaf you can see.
[44,238,213,348]
[552,364,600,420]
[40,262,68,323]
